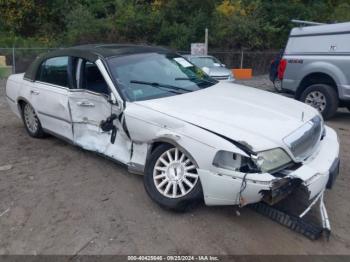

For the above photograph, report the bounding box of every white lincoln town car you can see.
[6,45,339,220]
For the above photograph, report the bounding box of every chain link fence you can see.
[178,50,280,75]
[209,51,279,75]
[0,48,57,77]
[0,47,279,78]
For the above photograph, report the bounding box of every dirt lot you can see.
[0,77,349,255]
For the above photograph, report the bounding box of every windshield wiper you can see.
[130,80,192,93]
[175,77,217,84]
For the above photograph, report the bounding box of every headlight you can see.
[252,148,292,173]
[213,151,256,172]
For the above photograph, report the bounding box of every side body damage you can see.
[7,72,339,210]
[5,45,340,239]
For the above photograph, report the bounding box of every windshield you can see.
[190,57,220,68]
[107,53,217,101]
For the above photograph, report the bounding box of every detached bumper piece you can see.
[261,177,301,205]
[251,190,330,240]
[327,157,340,189]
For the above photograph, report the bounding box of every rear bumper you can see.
[198,126,339,206]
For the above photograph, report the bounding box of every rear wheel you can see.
[273,78,282,93]
[300,84,338,120]
[144,144,202,211]
[21,102,46,138]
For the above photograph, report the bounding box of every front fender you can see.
[301,61,346,88]
[124,103,250,172]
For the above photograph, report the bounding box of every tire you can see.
[273,78,282,93]
[300,84,338,120]
[347,106,350,112]
[144,144,203,211]
[21,102,46,138]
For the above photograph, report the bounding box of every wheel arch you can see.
[147,138,199,168]
[17,96,32,115]
[296,72,338,100]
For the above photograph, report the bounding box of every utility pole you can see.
[12,47,16,74]
[204,28,208,55]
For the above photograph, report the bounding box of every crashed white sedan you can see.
[6,45,339,217]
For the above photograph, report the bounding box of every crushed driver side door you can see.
[68,58,131,164]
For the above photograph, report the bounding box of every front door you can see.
[68,59,131,164]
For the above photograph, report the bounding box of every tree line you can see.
[0,0,349,50]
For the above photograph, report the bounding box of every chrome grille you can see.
[212,75,230,80]
[283,116,323,161]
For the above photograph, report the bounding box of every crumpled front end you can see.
[198,126,339,207]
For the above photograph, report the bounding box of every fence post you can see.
[240,50,244,69]
[12,47,16,74]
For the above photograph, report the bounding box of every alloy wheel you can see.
[305,91,327,112]
[23,104,39,134]
[274,79,282,92]
[153,147,199,198]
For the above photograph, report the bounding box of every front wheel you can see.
[144,144,202,211]
[300,84,338,120]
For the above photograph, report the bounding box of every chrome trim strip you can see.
[35,81,69,90]
[37,111,72,124]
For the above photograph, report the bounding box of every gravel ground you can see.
[0,76,350,255]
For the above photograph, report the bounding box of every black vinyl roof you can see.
[24,44,171,81]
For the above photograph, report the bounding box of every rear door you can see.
[31,56,73,140]
[68,59,131,163]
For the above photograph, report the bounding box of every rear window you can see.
[37,57,69,87]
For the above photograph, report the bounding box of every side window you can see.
[80,60,110,95]
[37,57,69,87]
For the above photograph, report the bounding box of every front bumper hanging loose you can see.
[251,189,331,240]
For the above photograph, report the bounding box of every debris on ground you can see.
[0,208,10,217]
[0,164,12,171]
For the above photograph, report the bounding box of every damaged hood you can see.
[135,83,319,152]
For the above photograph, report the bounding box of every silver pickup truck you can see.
[280,22,350,119]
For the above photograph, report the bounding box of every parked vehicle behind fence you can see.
[279,22,350,119]
[184,55,235,82]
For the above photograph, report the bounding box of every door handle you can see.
[76,101,95,107]
[30,90,40,95]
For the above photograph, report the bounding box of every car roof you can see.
[185,55,214,58]
[24,44,171,81]
[290,21,350,37]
